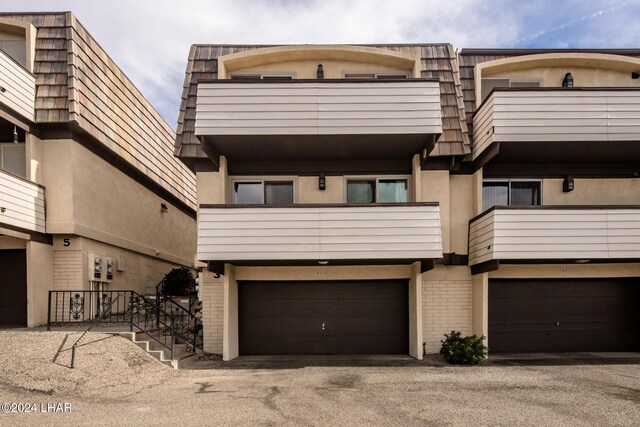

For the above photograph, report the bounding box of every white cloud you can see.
[0,0,636,125]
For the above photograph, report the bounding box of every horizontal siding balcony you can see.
[472,88,640,165]
[198,203,442,269]
[0,169,45,236]
[469,206,640,268]
[194,79,442,164]
[0,49,35,122]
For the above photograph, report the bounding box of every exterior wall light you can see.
[160,202,168,213]
[632,71,640,79]
[317,64,324,79]
[13,126,18,144]
[562,72,574,87]
[319,172,326,190]
[563,175,574,192]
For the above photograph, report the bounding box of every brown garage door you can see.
[489,279,640,352]
[0,250,27,326]
[239,280,409,355]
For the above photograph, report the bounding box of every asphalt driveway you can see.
[0,332,638,426]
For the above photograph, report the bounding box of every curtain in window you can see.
[265,182,293,205]
[482,182,509,211]
[510,181,541,206]
[378,179,408,203]
[347,181,375,203]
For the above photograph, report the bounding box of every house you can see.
[175,43,639,360]
[0,12,197,327]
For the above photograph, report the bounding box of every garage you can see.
[489,279,640,352]
[238,280,409,355]
[0,249,27,326]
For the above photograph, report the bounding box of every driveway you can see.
[0,331,638,426]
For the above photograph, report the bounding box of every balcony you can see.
[194,79,442,165]
[472,88,640,166]
[0,49,35,122]
[469,206,640,268]
[0,169,45,236]
[198,203,442,269]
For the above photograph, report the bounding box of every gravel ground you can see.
[0,331,638,426]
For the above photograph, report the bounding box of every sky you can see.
[1,0,639,127]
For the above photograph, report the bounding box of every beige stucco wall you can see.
[0,18,36,72]
[422,265,473,353]
[485,66,640,88]
[421,171,450,252]
[231,59,411,79]
[490,263,640,279]
[0,236,26,249]
[26,240,53,327]
[449,175,474,255]
[42,139,195,265]
[52,235,180,295]
[543,178,640,205]
[297,176,344,203]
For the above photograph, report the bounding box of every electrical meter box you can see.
[88,253,114,283]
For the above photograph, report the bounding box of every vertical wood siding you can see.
[195,81,442,136]
[0,170,45,234]
[469,207,640,264]
[198,204,442,261]
[472,90,640,160]
[0,49,35,122]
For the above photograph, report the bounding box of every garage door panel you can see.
[489,279,640,352]
[239,280,408,355]
[0,250,27,326]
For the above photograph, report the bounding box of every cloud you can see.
[1,0,638,126]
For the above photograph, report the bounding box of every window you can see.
[230,74,293,80]
[233,180,294,205]
[483,180,541,211]
[480,78,542,101]
[0,143,26,177]
[344,73,409,79]
[0,39,26,68]
[346,178,409,204]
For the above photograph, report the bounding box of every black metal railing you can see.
[155,271,202,351]
[47,290,201,358]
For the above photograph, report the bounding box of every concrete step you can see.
[119,332,196,369]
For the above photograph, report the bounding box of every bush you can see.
[160,267,196,296]
[440,330,488,365]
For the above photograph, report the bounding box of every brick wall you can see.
[422,278,473,353]
[200,270,224,354]
[53,249,83,290]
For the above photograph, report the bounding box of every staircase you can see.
[48,285,203,369]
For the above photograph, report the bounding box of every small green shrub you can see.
[440,330,488,365]
[161,267,196,296]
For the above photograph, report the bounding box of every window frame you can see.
[229,176,297,205]
[0,142,26,178]
[482,178,543,211]
[344,175,411,204]
[480,77,543,101]
[343,72,410,79]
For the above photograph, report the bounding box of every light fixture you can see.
[160,202,168,213]
[13,126,18,144]
[575,259,591,264]
[632,71,640,79]
[316,64,324,79]
[562,72,574,87]
[562,175,574,192]
[318,172,326,191]
[318,261,329,265]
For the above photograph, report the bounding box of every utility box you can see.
[88,253,114,283]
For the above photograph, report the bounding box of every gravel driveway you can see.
[0,331,638,426]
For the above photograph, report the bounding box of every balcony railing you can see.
[469,205,640,266]
[194,79,442,162]
[472,88,640,162]
[198,203,443,265]
[0,169,45,235]
[0,49,35,122]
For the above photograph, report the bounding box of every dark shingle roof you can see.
[175,44,471,162]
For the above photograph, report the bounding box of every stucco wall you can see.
[543,178,640,205]
[42,139,196,265]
